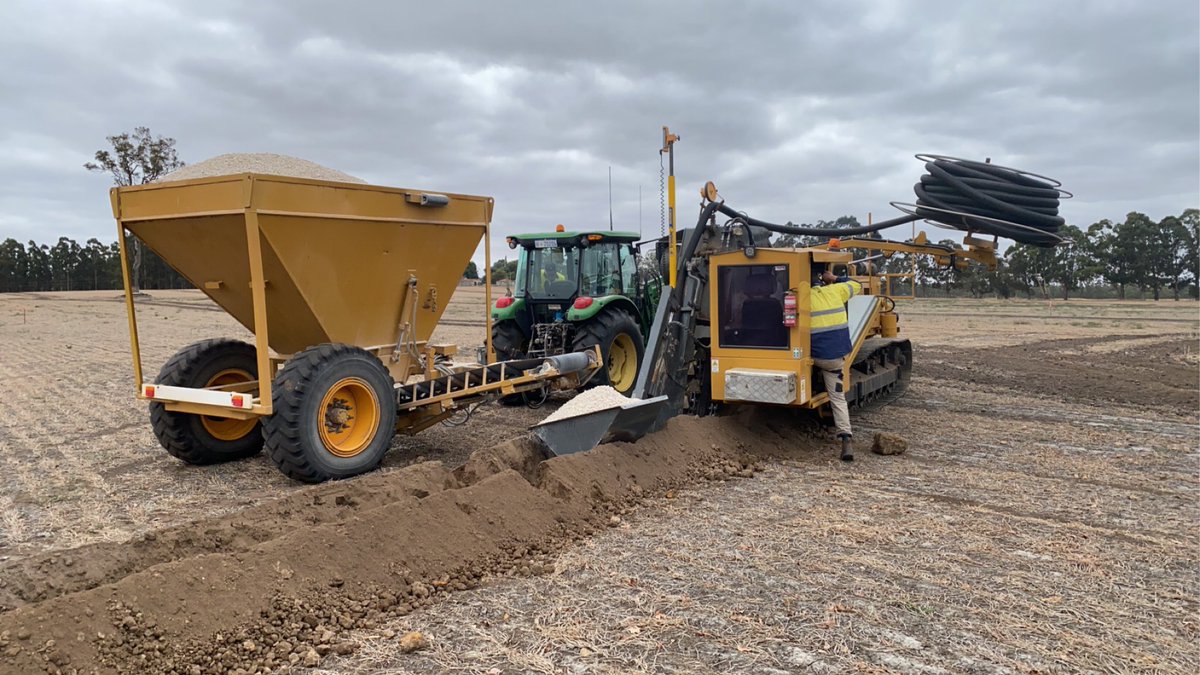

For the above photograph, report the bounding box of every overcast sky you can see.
[1,0,1196,263]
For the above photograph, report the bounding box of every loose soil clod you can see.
[398,631,427,653]
[871,432,908,455]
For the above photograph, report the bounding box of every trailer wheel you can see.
[572,308,645,395]
[149,339,264,465]
[263,344,397,483]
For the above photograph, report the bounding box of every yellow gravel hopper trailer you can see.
[111,174,598,482]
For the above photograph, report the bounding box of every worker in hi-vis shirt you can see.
[810,266,863,462]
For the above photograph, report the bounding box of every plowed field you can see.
[0,290,1195,673]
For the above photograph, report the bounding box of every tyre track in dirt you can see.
[891,395,1198,438]
[917,333,1199,410]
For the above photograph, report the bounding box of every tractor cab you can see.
[510,230,639,320]
[492,228,658,394]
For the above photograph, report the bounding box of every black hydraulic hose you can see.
[669,200,908,311]
[669,201,723,308]
[703,155,1068,247]
[713,203,914,237]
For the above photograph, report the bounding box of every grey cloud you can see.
[0,0,1196,255]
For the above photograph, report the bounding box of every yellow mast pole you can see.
[660,126,680,287]
[482,199,492,362]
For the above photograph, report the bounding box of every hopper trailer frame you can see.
[112,173,600,481]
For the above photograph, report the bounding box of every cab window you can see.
[619,244,637,294]
[717,264,790,349]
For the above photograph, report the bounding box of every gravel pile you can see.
[158,153,365,183]
[540,386,634,424]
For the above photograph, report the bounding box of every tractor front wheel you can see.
[149,339,264,465]
[263,344,397,483]
[571,309,645,395]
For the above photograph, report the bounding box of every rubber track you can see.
[852,369,910,414]
[850,341,912,415]
[149,338,263,464]
[262,343,393,483]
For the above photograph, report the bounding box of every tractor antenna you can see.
[608,166,614,231]
[638,183,643,238]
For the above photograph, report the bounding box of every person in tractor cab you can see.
[540,260,566,292]
[811,264,863,462]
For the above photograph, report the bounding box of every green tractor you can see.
[491,228,661,395]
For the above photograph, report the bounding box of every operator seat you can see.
[547,280,577,297]
[739,274,787,346]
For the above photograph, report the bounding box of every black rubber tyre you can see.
[263,344,397,483]
[491,320,529,406]
[491,320,527,361]
[571,308,645,395]
[149,339,264,465]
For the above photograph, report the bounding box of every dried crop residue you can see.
[539,385,632,424]
[321,376,1199,675]
[159,153,365,183]
[0,414,784,673]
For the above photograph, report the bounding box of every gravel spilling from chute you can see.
[539,386,635,424]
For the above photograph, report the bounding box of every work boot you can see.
[838,434,854,462]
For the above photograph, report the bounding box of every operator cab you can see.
[500,228,647,329]
[492,227,657,394]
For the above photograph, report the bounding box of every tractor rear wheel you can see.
[263,344,397,483]
[571,308,645,395]
[491,320,526,361]
[149,339,264,465]
[491,320,530,406]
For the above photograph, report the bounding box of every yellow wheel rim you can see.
[201,369,257,441]
[608,333,638,393]
[318,377,380,458]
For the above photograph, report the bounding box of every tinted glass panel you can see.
[717,264,789,349]
[521,247,580,299]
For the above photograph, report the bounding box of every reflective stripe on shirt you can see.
[812,322,849,334]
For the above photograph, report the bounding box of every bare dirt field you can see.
[0,288,1196,673]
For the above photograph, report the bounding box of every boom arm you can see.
[813,233,999,270]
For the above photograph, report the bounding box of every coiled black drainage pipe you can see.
[905,154,1070,247]
[710,155,1071,247]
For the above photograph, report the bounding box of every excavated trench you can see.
[0,412,810,674]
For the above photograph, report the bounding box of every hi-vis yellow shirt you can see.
[809,278,862,359]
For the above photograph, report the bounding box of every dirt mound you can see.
[0,414,800,673]
[0,462,457,611]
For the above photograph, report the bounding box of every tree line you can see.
[778,209,1199,301]
[3,210,1195,298]
[0,237,187,292]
